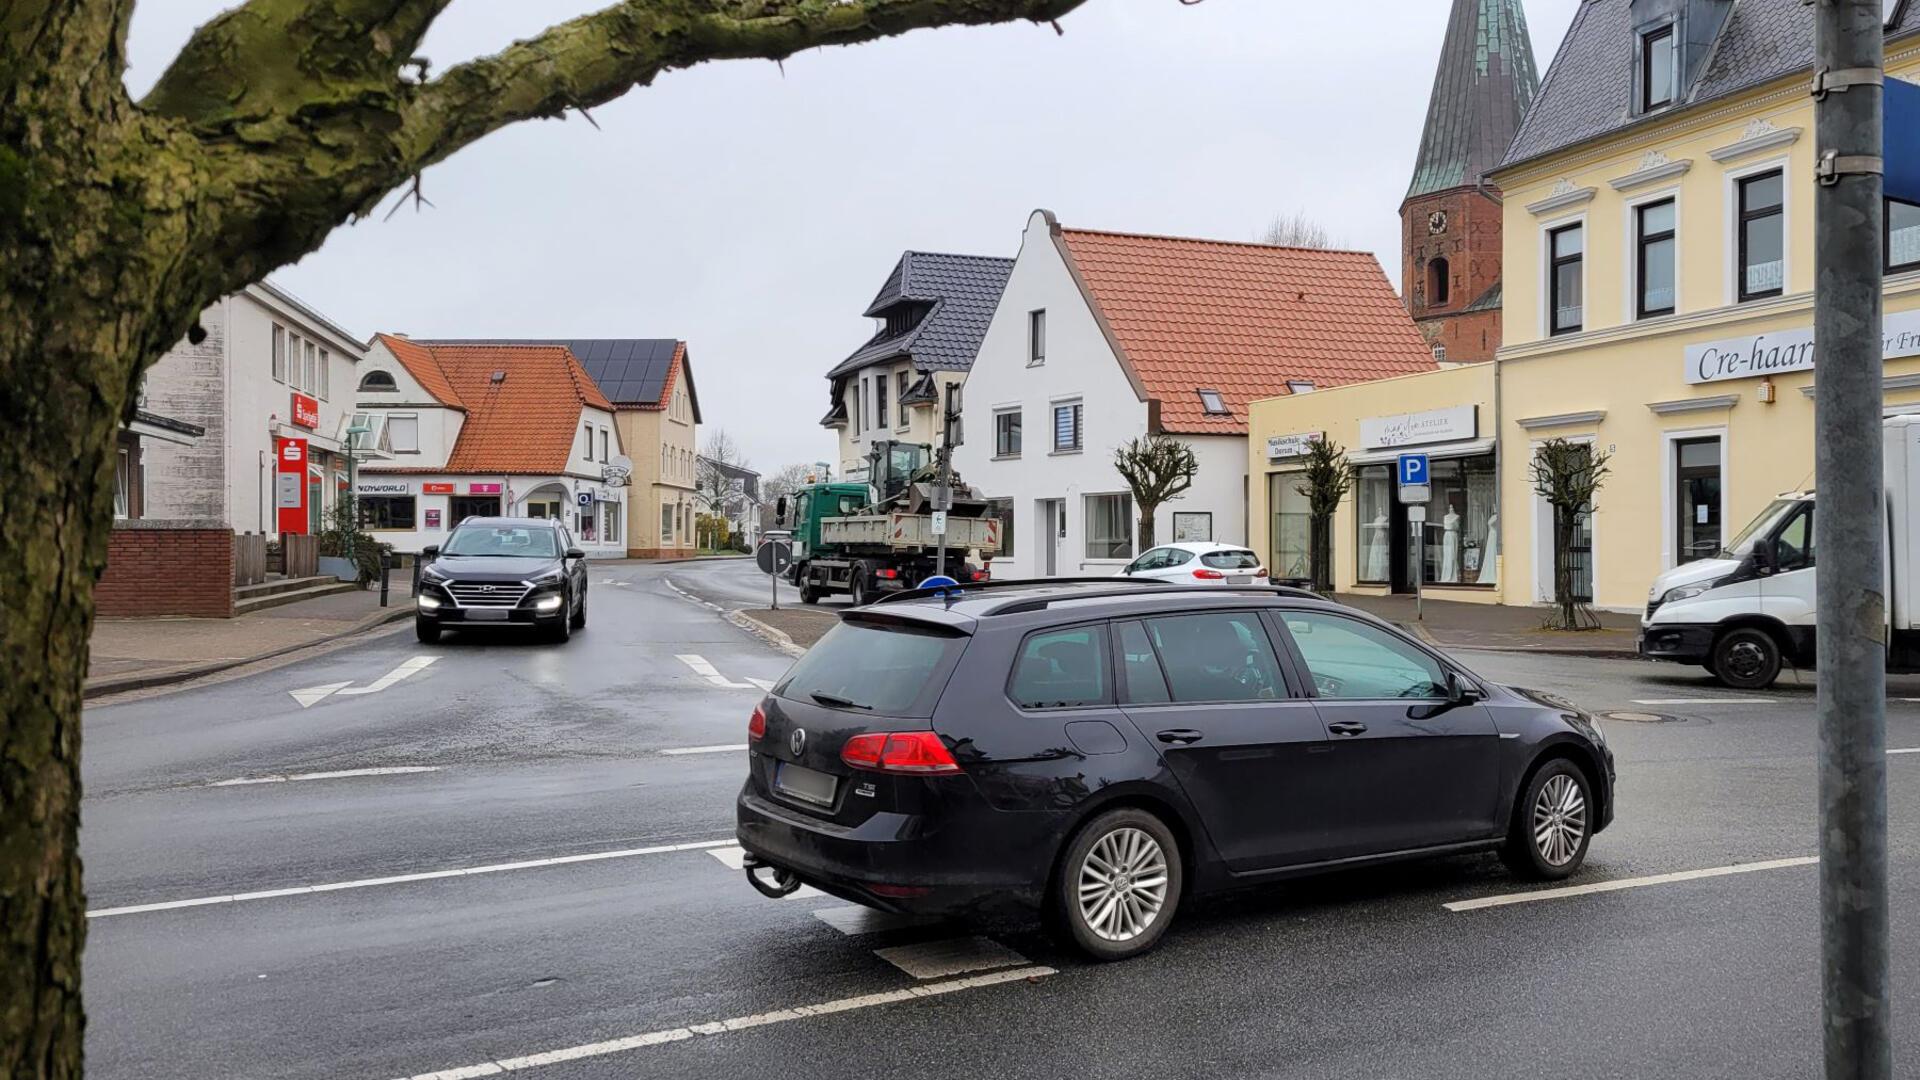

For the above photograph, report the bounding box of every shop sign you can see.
[355,480,411,496]
[1360,405,1478,449]
[468,482,502,494]
[424,509,442,529]
[275,437,308,535]
[290,392,321,430]
[1265,431,1323,462]
[577,491,594,508]
[422,482,454,494]
[1686,307,1920,384]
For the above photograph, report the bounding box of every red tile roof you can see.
[369,336,613,475]
[1057,228,1436,435]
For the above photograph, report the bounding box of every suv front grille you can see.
[445,581,531,608]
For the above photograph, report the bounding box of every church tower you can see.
[1402,0,1539,365]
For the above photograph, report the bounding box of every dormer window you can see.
[359,369,397,392]
[1287,380,1316,394]
[1641,24,1676,112]
[1198,389,1229,416]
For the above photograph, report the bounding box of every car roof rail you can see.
[869,576,1174,607]
[982,582,1328,616]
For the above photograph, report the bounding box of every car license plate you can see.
[775,762,838,807]
[465,608,509,621]
[1228,575,1252,584]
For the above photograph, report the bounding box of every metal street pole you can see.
[935,383,956,582]
[1813,3,1891,1078]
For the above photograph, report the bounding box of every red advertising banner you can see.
[275,437,309,535]
[290,392,320,430]
[468,482,502,494]
[422,482,455,494]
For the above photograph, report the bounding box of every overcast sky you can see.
[127,0,1581,473]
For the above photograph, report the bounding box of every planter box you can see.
[318,555,359,583]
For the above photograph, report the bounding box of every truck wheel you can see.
[848,564,869,607]
[799,577,821,605]
[1712,627,1781,690]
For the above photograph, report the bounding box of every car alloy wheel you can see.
[1532,773,1588,867]
[1077,826,1170,943]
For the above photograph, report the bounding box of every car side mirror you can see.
[1446,671,1482,704]
[421,545,439,559]
[1753,540,1776,574]
[566,547,586,560]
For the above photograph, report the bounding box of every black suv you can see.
[736,580,1614,960]
[413,517,589,644]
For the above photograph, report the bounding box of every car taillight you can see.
[1193,568,1226,580]
[748,706,767,742]
[876,568,898,580]
[1256,566,1268,578]
[972,567,991,581]
[840,731,962,774]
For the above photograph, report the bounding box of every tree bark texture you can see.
[1309,514,1332,593]
[0,2,1088,1076]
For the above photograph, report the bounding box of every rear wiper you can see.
[810,692,872,711]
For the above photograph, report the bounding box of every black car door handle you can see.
[1327,721,1369,736]
[1156,729,1204,746]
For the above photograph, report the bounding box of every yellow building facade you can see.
[1251,20,1920,611]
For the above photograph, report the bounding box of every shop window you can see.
[359,496,417,531]
[1427,258,1450,306]
[1053,400,1083,452]
[388,414,419,453]
[448,496,499,527]
[1887,198,1920,272]
[1085,493,1134,560]
[1675,437,1722,564]
[605,502,621,544]
[1549,223,1584,335]
[987,497,1015,556]
[1268,471,1310,581]
[1636,198,1677,318]
[579,504,597,543]
[1738,170,1785,301]
[1420,456,1496,585]
[360,370,397,392]
[995,409,1022,457]
[1355,465,1393,584]
[1640,24,1675,112]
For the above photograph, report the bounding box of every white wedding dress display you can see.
[1363,514,1390,581]
[1481,512,1500,586]
[1440,509,1461,583]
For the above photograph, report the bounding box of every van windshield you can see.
[1721,499,1802,558]
[777,618,966,716]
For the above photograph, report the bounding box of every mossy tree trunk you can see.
[0,2,1088,1076]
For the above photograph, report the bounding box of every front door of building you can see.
[1037,499,1063,576]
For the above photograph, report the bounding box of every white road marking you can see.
[662,577,727,613]
[812,906,942,937]
[675,653,755,689]
[659,744,748,756]
[1631,697,1776,705]
[874,937,1029,980]
[388,965,1056,1080]
[336,655,440,696]
[1443,855,1819,913]
[707,845,822,898]
[288,681,352,708]
[87,838,735,919]
[748,677,777,692]
[207,766,440,787]
[1889,747,1920,755]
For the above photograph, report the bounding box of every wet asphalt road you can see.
[80,560,1920,1079]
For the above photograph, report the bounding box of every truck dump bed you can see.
[821,513,1002,554]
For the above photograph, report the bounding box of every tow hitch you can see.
[742,851,803,899]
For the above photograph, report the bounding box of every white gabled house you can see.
[958,210,1436,578]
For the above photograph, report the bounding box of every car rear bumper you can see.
[1638,623,1714,664]
[734,786,1044,915]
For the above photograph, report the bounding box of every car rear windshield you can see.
[777,618,967,717]
[442,527,560,558]
[1200,549,1261,570]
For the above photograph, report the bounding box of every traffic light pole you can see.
[1812,4,1891,1077]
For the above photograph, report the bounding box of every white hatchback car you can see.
[1115,542,1270,585]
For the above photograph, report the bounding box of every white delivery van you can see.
[1639,414,1920,689]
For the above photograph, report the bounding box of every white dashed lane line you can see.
[207,766,441,787]
[811,906,942,936]
[659,744,748,756]
[873,937,1030,980]
[1444,856,1819,913]
[676,654,756,689]
[1631,697,1776,706]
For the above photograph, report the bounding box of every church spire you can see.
[1404,0,1540,205]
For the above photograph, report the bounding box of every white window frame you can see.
[286,331,303,390]
[1622,186,1683,323]
[1083,491,1135,562]
[1724,155,1793,306]
[1660,425,1729,571]
[319,348,330,400]
[895,370,911,432]
[271,324,286,383]
[1538,212,1589,339]
[993,406,1023,459]
[1028,309,1047,367]
[387,412,420,454]
[1051,397,1084,454]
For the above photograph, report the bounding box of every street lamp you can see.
[344,421,370,560]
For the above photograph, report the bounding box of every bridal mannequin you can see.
[1481,512,1500,586]
[1440,506,1461,583]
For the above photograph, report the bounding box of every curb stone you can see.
[726,610,808,659]
[84,604,413,699]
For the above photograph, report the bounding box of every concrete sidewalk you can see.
[1332,592,1640,657]
[87,579,415,697]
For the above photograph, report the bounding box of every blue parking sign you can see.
[1397,453,1429,486]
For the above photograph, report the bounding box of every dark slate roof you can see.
[1502,0,1920,170]
[828,251,1014,381]
[425,338,696,419]
[1406,0,1540,202]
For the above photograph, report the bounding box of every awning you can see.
[1347,438,1496,467]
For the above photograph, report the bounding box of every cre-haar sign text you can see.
[1686,309,1920,384]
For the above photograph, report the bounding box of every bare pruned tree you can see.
[1113,434,1199,551]
[1529,438,1612,631]
[1294,438,1353,593]
[1260,210,1335,249]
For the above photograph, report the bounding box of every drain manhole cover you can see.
[1603,710,1681,723]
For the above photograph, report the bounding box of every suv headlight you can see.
[526,569,564,587]
[1662,582,1714,604]
[420,564,449,582]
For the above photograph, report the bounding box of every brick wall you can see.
[626,544,698,560]
[1402,186,1506,364]
[96,520,235,617]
